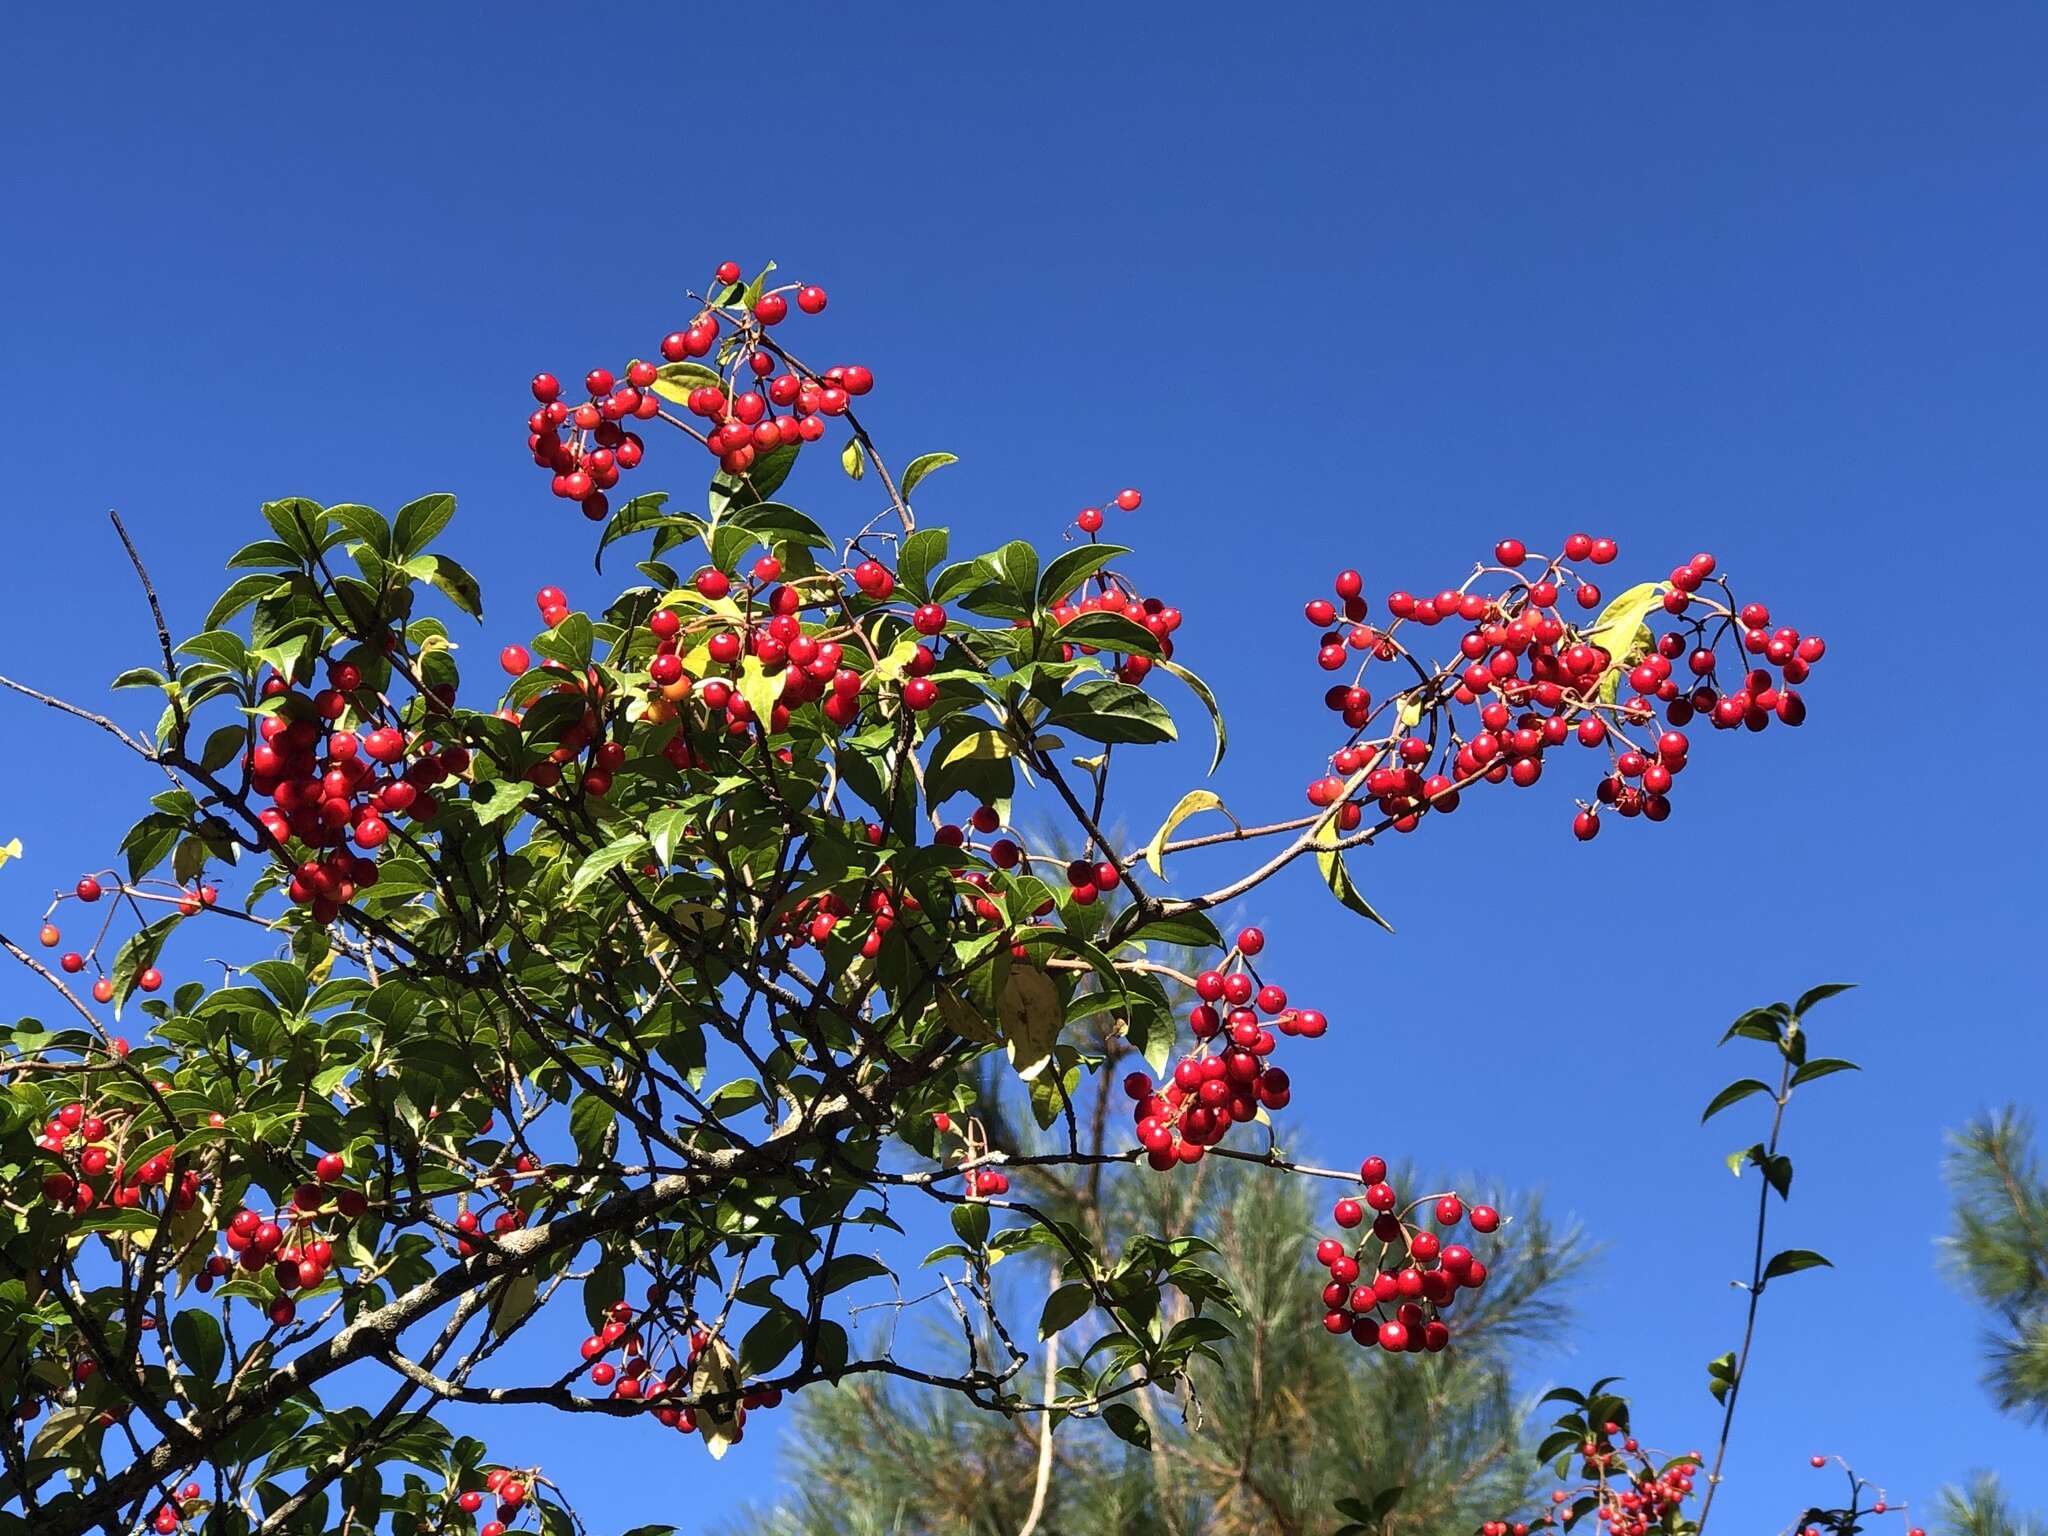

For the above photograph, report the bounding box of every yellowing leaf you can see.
[691,1333,744,1460]
[1143,790,1235,878]
[937,982,997,1043]
[1316,847,1395,933]
[1000,963,1062,1080]
[737,656,781,729]
[869,637,922,687]
[0,837,22,870]
[648,361,725,405]
[1583,581,1666,660]
[937,727,1011,772]
[841,438,865,481]
[489,1270,540,1335]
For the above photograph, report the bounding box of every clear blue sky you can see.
[3,5,2044,1531]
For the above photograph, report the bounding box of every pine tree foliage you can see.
[1938,1472,2043,1536]
[729,1148,1579,1536]
[1943,1109,2048,1424]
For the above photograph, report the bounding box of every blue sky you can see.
[3,4,2045,1531]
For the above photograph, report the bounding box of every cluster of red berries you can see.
[34,1100,201,1216]
[575,1300,784,1441]
[1508,1431,1700,1536]
[150,1481,205,1533]
[40,874,216,1002]
[931,1113,1014,1196]
[1311,1162,1500,1355]
[1050,582,1181,687]
[203,1158,367,1324]
[246,667,472,919]
[492,586,643,793]
[450,1466,535,1536]
[627,553,950,750]
[1299,537,1826,841]
[524,258,856,518]
[1122,928,1316,1169]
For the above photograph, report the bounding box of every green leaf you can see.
[393,493,456,560]
[980,540,1041,607]
[594,492,686,571]
[1038,543,1130,609]
[899,452,959,499]
[647,807,694,867]
[198,723,247,774]
[178,629,251,674]
[424,555,483,620]
[568,1093,614,1161]
[1705,1350,1736,1404]
[1156,658,1226,772]
[326,503,391,556]
[172,1307,225,1381]
[1102,1402,1151,1450]
[951,1202,990,1250]
[569,835,648,897]
[1790,1057,1859,1087]
[110,916,176,1014]
[260,497,326,557]
[1316,847,1394,933]
[1721,1006,1786,1045]
[207,572,291,631]
[1760,1248,1832,1283]
[819,1255,891,1295]
[710,440,800,514]
[1701,1078,1774,1123]
[1794,982,1855,1016]
[490,1270,540,1335]
[1056,611,1161,656]
[897,528,949,601]
[1108,907,1223,951]
[1039,1281,1093,1339]
[738,1306,807,1378]
[470,779,533,828]
[1048,680,1175,746]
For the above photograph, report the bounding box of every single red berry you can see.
[796,285,827,314]
[76,877,103,902]
[1114,487,1142,511]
